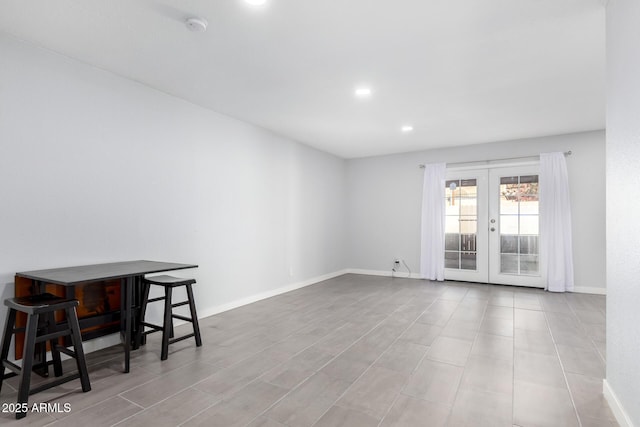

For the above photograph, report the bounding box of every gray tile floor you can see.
[0,274,616,426]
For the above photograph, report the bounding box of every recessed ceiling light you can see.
[185,17,208,32]
[401,125,414,133]
[245,0,267,5]
[354,87,372,98]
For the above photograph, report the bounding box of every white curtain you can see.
[420,163,446,281]
[540,152,574,292]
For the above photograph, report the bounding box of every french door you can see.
[444,165,545,287]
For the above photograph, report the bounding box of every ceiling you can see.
[0,0,606,159]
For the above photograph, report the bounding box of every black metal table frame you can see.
[15,260,198,373]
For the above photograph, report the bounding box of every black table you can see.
[15,260,198,373]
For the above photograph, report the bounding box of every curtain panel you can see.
[540,152,574,292]
[420,163,446,281]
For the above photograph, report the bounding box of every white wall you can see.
[346,131,606,293]
[605,1,640,425]
[0,34,347,329]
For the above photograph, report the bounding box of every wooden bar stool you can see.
[135,275,202,360]
[0,293,91,419]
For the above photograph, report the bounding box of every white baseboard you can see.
[346,269,607,295]
[572,286,607,295]
[603,379,635,427]
[346,268,423,279]
[197,269,350,319]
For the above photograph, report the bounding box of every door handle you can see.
[490,227,496,232]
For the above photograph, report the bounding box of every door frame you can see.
[443,161,545,288]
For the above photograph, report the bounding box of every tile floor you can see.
[0,274,616,426]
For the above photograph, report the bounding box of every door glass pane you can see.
[500,254,519,274]
[445,251,460,269]
[461,252,477,270]
[500,215,518,234]
[500,176,519,214]
[459,217,477,234]
[460,179,477,216]
[498,174,540,275]
[519,236,538,255]
[501,235,517,254]
[445,233,459,251]
[520,215,539,235]
[445,178,477,271]
[520,255,539,273]
[445,180,460,216]
[461,232,476,251]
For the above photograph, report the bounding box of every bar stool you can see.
[0,293,91,419]
[135,275,202,360]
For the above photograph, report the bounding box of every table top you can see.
[15,260,198,285]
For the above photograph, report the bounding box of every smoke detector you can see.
[185,17,208,32]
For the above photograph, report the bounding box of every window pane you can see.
[445,215,460,234]
[461,233,476,251]
[500,176,518,185]
[445,204,460,216]
[460,197,477,216]
[459,217,477,234]
[520,176,539,214]
[461,252,477,270]
[519,236,538,255]
[500,215,518,234]
[501,235,518,254]
[445,179,460,216]
[459,179,477,216]
[445,251,459,269]
[519,175,538,184]
[520,215,539,235]
[520,198,539,215]
[445,233,460,251]
[500,183,519,214]
[520,255,539,274]
[500,254,519,274]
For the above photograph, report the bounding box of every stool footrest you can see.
[29,373,82,395]
[169,333,195,345]
[147,296,166,303]
[140,322,163,332]
[172,301,189,308]
[171,314,192,322]
[56,346,76,359]
[35,329,71,344]
[2,360,22,375]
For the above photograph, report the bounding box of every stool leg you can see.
[134,282,151,349]
[0,308,17,394]
[46,311,63,377]
[16,313,39,419]
[161,286,172,361]
[185,284,202,347]
[65,307,91,393]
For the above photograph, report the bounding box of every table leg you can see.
[123,277,133,373]
[31,280,48,377]
[132,276,142,350]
